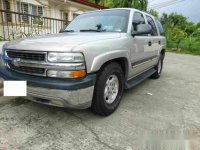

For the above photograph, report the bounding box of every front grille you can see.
[8,63,45,75]
[6,50,45,61]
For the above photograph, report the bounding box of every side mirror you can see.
[132,24,152,36]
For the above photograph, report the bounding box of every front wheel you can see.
[91,62,124,116]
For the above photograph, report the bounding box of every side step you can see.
[125,68,156,90]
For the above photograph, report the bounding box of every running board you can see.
[125,68,156,90]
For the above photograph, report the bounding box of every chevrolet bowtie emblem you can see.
[12,58,21,67]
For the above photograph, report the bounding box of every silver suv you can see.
[0,8,166,116]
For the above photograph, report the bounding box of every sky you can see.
[148,0,200,23]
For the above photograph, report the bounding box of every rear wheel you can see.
[151,53,164,79]
[91,62,124,116]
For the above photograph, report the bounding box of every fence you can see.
[0,9,70,41]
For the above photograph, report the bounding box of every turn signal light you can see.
[47,70,86,78]
[71,70,86,78]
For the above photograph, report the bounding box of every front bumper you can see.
[27,85,94,109]
[0,65,96,109]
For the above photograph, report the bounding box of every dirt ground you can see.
[0,53,200,150]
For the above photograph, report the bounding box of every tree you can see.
[161,13,189,50]
[89,0,148,11]
[149,9,159,18]
[161,13,188,30]
[171,27,187,51]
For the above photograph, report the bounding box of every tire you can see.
[151,53,164,79]
[91,62,125,116]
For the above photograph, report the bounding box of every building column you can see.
[10,0,16,23]
[68,8,73,21]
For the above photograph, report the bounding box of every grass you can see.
[167,41,200,56]
[167,49,200,56]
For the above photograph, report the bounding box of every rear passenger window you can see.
[146,15,158,36]
[156,19,164,35]
[132,12,145,32]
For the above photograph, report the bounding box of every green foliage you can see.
[150,9,159,18]
[89,0,148,11]
[88,0,200,55]
[161,13,200,55]
[0,36,3,41]
[33,17,43,25]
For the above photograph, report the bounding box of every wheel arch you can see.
[90,50,130,81]
[160,49,166,59]
[99,57,129,80]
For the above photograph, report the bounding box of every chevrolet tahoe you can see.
[0,8,166,116]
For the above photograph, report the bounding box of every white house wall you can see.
[0,0,101,40]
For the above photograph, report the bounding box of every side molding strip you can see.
[131,55,158,67]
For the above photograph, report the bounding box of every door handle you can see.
[148,41,152,46]
[158,40,161,45]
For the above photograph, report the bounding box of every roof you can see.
[70,0,108,9]
[83,8,144,14]
[96,8,153,16]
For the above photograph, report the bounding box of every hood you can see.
[4,32,121,52]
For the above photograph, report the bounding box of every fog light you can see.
[47,70,86,78]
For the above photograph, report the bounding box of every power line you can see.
[149,0,185,9]
[149,0,181,6]
[149,0,182,8]
[148,0,157,3]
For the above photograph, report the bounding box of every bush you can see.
[167,42,200,55]
[167,35,200,56]
[0,36,3,41]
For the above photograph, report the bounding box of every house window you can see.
[31,5,37,15]
[21,3,29,23]
[64,13,68,21]
[2,0,12,22]
[16,1,43,24]
[38,6,43,16]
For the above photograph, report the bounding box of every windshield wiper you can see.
[62,30,75,32]
[80,29,105,32]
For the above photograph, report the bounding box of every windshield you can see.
[64,10,130,33]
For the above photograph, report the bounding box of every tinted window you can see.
[156,19,164,35]
[65,10,130,33]
[132,12,145,32]
[146,15,158,36]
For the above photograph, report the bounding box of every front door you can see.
[129,11,153,78]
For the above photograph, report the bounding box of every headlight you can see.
[48,52,84,63]
[47,52,86,78]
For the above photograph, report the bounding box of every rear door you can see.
[143,15,160,66]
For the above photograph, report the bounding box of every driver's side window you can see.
[132,12,145,32]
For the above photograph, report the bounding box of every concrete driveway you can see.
[0,53,200,150]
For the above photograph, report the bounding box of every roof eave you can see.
[69,0,108,9]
